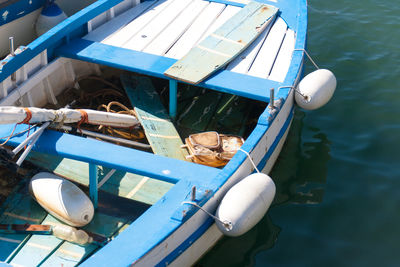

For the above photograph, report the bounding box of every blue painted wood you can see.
[0,124,220,184]
[89,163,98,209]
[0,0,124,81]
[56,38,280,102]
[169,80,177,120]
[0,0,45,27]
[0,191,47,262]
[164,2,278,84]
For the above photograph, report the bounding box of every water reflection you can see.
[198,108,332,266]
[272,109,331,206]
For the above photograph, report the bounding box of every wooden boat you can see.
[0,0,336,266]
[0,0,96,57]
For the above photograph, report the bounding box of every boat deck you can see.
[57,0,296,101]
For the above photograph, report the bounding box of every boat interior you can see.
[0,0,300,265]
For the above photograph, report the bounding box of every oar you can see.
[14,122,50,166]
[11,122,50,157]
[0,223,109,246]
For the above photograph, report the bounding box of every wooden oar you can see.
[0,223,109,246]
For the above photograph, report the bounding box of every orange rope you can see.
[0,108,33,146]
[20,108,32,124]
[0,124,17,146]
[77,109,89,134]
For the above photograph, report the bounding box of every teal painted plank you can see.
[0,190,47,262]
[41,212,129,267]
[11,201,135,267]
[164,1,278,84]
[121,74,189,160]
[28,152,172,205]
[10,215,65,267]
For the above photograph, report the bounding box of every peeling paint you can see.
[2,10,9,21]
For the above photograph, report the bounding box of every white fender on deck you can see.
[29,172,94,227]
[295,69,337,110]
[216,173,276,237]
[35,2,68,36]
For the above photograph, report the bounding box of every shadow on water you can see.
[198,107,332,266]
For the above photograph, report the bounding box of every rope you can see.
[0,124,17,146]
[20,108,32,124]
[77,109,89,134]
[238,148,260,173]
[0,108,33,146]
[182,201,233,231]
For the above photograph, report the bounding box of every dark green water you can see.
[199,0,400,266]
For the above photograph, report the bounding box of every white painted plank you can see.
[122,0,193,51]
[247,17,287,78]
[269,28,295,82]
[226,19,273,73]
[143,0,208,56]
[102,0,172,47]
[165,2,225,59]
[196,5,241,45]
[84,0,157,42]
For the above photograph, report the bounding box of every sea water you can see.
[199,0,400,266]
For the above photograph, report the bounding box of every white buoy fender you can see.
[295,69,336,110]
[216,173,276,237]
[35,2,68,36]
[29,172,94,227]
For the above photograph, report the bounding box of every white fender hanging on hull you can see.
[29,172,94,227]
[295,69,337,110]
[216,173,276,237]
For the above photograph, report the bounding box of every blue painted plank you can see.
[28,152,173,205]
[10,215,64,267]
[164,2,278,84]
[0,0,45,27]
[0,124,220,184]
[0,0,124,81]
[0,191,47,262]
[56,38,279,102]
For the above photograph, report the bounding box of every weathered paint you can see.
[164,2,278,84]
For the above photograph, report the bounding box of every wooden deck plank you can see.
[268,28,295,82]
[121,74,189,160]
[10,215,64,267]
[0,124,221,184]
[84,0,157,42]
[196,5,241,45]
[102,0,171,47]
[164,2,278,84]
[41,212,130,267]
[247,17,287,78]
[226,18,273,73]
[56,38,280,101]
[11,190,143,267]
[28,152,171,205]
[122,0,193,51]
[144,0,208,56]
[0,191,47,262]
[165,2,225,59]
